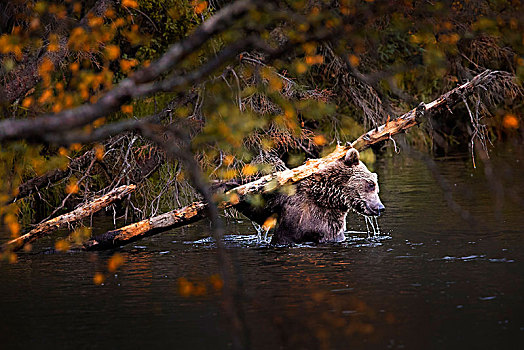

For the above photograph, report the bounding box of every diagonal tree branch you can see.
[0,0,257,141]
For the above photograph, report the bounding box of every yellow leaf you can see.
[242,164,258,177]
[295,61,307,74]
[224,154,235,166]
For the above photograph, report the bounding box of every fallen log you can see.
[84,70,514,250]
[83,201,207,250]
[1,184,136,252]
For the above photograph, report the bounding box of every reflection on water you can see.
[1,144,523,349]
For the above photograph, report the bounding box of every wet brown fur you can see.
[233,149,385,244]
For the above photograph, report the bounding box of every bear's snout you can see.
[376,202,385,216]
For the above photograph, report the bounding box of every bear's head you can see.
[342,148,385,217]
[304,148,385,216]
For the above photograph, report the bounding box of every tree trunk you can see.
[2,184,136,252]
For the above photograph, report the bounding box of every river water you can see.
[1,143,523,349]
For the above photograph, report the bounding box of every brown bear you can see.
[233,148,385,244]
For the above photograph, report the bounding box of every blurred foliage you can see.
[0,0,522,257]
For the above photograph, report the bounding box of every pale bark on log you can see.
[1,184,136,252]
[83,70,510,250]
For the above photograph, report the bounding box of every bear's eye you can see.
[366,181,375,192]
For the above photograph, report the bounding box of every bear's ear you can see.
[344,148,360,166]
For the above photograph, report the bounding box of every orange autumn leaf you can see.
[224,154,235,166]
[70,143,82,151]
[108,253,125,272]
[262,216,277,230]
[8,253,17,264]
[58,147,69,157]
[66,181,79,194]
[47,33,60,52]
[21,97,33,108]
[295,61,307,74]
[55,239,70,252]
[313,134,327,146]
[348,54,360,67]
[305,55,324,65]
[121,104,133,114]
[120,59,137,72]
[73,3,82,13]
[93,272,105,285]
[69,62,79,73]
[38,58,54,76]
[178,277,193,297]
[209,274,224,291]
[105,45,120,60]
[122,0,139,8]
[194,1,208,14]
[228,193,240,205]
[503,114,519,129]
[88,16,103,27]
[38,89,53,104]
[95,145,105,160]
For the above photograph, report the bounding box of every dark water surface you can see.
[1,144,523,349]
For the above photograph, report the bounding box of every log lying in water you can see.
[2,184,136,252]
[83,70,511,250]
[83,201,207,250]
